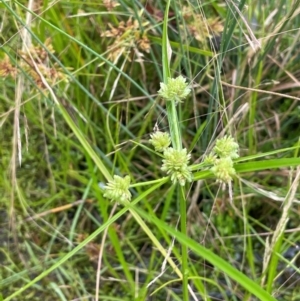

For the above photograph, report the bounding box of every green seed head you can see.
[158,75,191,103]
[103,175,131,202]
[213,135,239,159]
[161,148,193,186]
[204,153,217,165]
[149,131,171,152]
[211,157,236,183]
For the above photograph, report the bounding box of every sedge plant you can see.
[2,1,300,301]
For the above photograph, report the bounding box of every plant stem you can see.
[180,186,189,301]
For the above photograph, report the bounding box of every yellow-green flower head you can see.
[161,148,193,186]
[158,75,191,103]
[211,157,236,183]
[149,131,171,152]
[103,175,131,202]
[204,153,217,165]
[213,135,239,159]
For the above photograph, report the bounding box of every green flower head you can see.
[149,131,171,152]
[213,135,239,159]
[204,153,217,165]
[158,75,191,103]
[211,157,236,183]
[161,148,193,186]
[103,175,131,202]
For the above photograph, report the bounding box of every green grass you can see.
[1,0,300,300]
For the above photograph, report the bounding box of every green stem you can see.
[180,186,188,301]
[166,100,182,150]
[162,1,186,299]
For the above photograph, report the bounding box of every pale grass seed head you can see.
[149,131,171,152]
[211,157,236,183]
[103,175,132,202]
[161,148,193,186]
[101,16,151,61]
[158,75,191,103]
[0,54,17,78]
[213,135,239,159]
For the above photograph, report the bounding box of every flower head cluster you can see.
[103,175,131,203]
[205,135,239,183]
[161,148,193,186]
[213,135,239,159]
[182,6,223,44]
[101,17,150,61]
[149,131,171,152]
[0,54,17,78]
[158,75,191,103]
[204,153,217,165]
[1,38,69,91]
[211,157,236,183]
[103,0,120,11]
